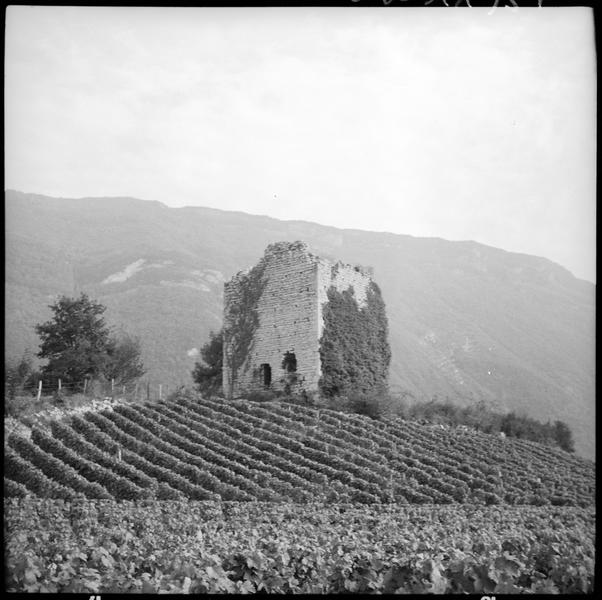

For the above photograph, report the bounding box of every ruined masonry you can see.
[222,241,386,399]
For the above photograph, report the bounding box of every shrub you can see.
[315,390,402,421]
[52,391,66,405]
[244,390,282,403]
[166,386,201,404]
[192,330,223,398]
[347,392,387,420]
[4,350,41,400]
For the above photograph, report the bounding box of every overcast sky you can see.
[5,6,596,282]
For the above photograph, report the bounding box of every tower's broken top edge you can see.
[265,240,309,255]
[263,240,373,277]
[225,241,374,284]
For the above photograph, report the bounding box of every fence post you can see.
[36,380,42,402]
[58,378,62,393]
[83,379,88,395]
[159,384,162,400]
[111,378,115,402]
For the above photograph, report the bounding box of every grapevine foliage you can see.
[4,499,595,593]
[4,392,594,506]
[4,392,595,594]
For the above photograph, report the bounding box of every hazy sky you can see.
[5,6,596,281]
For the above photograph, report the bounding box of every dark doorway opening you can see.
[260,363,272,387]
[282,352,297,373]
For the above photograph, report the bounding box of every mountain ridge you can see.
[9,189,589,283]
[4,190,595,458]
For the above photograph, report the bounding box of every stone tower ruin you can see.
[222,241,390,399]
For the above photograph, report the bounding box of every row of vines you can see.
[4,393,594,506]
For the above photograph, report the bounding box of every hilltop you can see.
[4,190,595,457]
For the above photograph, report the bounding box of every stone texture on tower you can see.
[222,241,381,399]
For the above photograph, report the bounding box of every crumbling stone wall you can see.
[223,241,320,397]
[222,241,388,399]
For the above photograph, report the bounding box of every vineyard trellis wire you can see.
[4,378,178,404]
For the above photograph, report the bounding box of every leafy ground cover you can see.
[5,498,594,593]
[4,394,595,506]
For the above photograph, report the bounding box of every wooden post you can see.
[83,379,88,395]
[146,382,150,401]
[36,380,42,402]
[111,379,115,395]
[159,384,162,400]
[58,379,62,392]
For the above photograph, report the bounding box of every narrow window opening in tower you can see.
[282,352,297,373]
[260,363,272,387]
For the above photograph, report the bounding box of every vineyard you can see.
[4,392,596,593]
[5,499,595,593]
[4,393,595,506]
